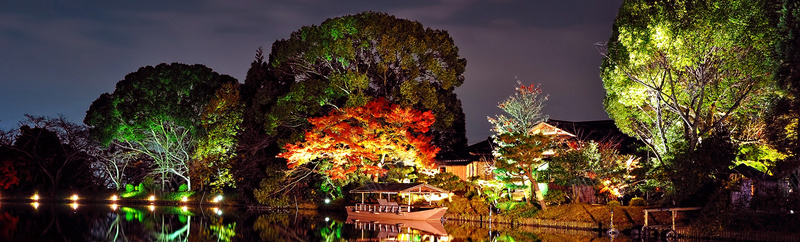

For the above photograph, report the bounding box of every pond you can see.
[0,202,633,241]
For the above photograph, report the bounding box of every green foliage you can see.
[607,200,621,207]
[602,0,784,197]
[544,189,568,206]
[264,11,467,152]
[125,184,135,193]
[440,196,491,215]
[500,202,539,219]
[418,171,469,194]
[162,191,195,201]
[178,183,188,192]
[629,197,647,206]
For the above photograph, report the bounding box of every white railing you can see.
[353,203,412,213]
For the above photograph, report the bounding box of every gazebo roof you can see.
[349,183,449,194]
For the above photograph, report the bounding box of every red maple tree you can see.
[278,98,440,180]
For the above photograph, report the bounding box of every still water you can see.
[0,202,630,241]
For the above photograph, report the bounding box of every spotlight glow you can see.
[149,205,155,211]
[181,206,188,212]
[70,202,79,210]
[181,196,188,202]
[110,195,119,201]
[148,195,156,202]
[31,194,40,201]
[70,194,79,201]
[213,195,223,203]
[31,202,39,209]
[110,204,118,210]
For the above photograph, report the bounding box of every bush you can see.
[607,200,621,207]
[501,202,539,219]
[544,190,568,205]
[629,197,647,206]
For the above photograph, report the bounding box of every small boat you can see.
[347,183,449,221]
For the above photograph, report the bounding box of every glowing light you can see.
[149,205,155,211]
[110,204,118,211]
[181,196,188,202]
[70,202,79,210]
[213,195,223,203]
[149,195,156,202]
[110,195,119,201]
[181,206,188,212]
[70,194,79,201]
[31,194,40,201]
[31,202,39,209]
[324,198,331,204]
[212,207,222,215]
[325,217,330,222]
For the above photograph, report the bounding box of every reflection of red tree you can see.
[0,159,19,189]
[0,212,19,239]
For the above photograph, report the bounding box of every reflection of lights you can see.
[213,195,223,203]
[212,207,222,216]
[31,194,40,201]
[70,202,79,210]
[181,196,188,202]
[149,205,155,211]
[70,194,79,201]
[110,195,119,201]
[181,206,188,212]
[31,202,39,209]
[149,195,156,202]
[110,204,118,211]
[324,198,331,204]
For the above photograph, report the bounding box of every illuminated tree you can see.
[278,98,439,193]
[84,63,238,191]
[601,0,781,167]
[192,82,243,192]
[489,81,551,208]
[766,0,800,159]
[264,11,467,152]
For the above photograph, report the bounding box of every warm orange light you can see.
[149,205,155,211]
[212,207,222,215]
[148,195,156,202]
[110,195,119,201]
[110,204,118,210]
[181,196,188,202]
[31,194,40,201]
[181,206,188,212]
[212,195,223,203]
[70,194,79,201]
[31,202,39,209]
[70,202,79,210]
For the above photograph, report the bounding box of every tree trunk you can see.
[527,170,546,209]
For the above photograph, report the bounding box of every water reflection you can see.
[0,202,632,241]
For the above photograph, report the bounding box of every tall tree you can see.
[278,98,439,197]
[264,11,468,152]
[766,0,800,159]
[84,63,238,191]
[489,81,551,208]
[193,82,243,192]
[10,115,94,193]
[601,0,781,166]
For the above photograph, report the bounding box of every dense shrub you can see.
[607,200,621,207]
[544,190,568,205]
[629,197,647,206]
[501,202,539,219]
[440,196,491,215]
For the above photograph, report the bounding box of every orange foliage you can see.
[278,98,439,180]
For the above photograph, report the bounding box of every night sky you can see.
[0,0,623,144]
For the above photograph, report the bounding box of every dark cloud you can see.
[0,0,622,144]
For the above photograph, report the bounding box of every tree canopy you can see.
[601,0,782,164]
[278,98,439,186]
[84,63,238,146]
[262,11,467,152]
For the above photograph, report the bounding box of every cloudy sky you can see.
[0,0,623,144]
